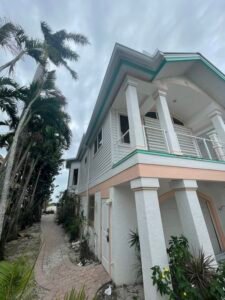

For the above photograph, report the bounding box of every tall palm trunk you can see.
[28,167,42,210]
[7,157,38,239]
[0,63,45,239]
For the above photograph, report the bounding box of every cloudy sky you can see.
[1,0,225,199]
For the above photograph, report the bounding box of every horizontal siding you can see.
[89,113,112,183]
[78,150,89,192]
[144,117,200,157]
[174,124,201,157]
[144,117,168,152]
[111,109,133,163]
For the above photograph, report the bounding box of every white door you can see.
[200,198,221,255]
[101,200,110,273]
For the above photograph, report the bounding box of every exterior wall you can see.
[198,182,225,234]
[78,152,90,193]
[78,113,112,193]
[160,195,183,248]
[80,195,95,252]
[67,161,80,193]
[159,180,225,255]
[111,185,139,285]
[89,113,112,184]
[94,192,101,260]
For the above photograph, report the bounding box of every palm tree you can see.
[0,22,88,240]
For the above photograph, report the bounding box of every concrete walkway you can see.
[35,214,110,299]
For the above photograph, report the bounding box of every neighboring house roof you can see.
[75,43,225,161]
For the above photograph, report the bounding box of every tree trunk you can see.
[28,167,42,210]
[7,157,38,238]
[0,64,45,240]
[11,141,32,182]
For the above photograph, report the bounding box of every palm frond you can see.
[0,132,14,148]
[0,20,23,52]
[0,259,32,299]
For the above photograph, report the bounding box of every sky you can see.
[1,0,225,200]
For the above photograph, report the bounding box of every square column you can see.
[209,110,225,160]
[153,89,182,155]
[210,110,225,142]
[124,79,146,149]
[171,179,216,261]
[208,130,225,160]
[131,178,168,300]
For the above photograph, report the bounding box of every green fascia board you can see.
[112,149,225,169]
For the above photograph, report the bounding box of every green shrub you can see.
[151,236,225,300]
[65,218,81,241]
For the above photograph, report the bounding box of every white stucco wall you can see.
[198,181,225,234]
[94,192,101,260]
[111,185,139,285]
[160,196,183,248]
[159,180,225,256]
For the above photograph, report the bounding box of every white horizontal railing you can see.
[113,125,225,165]
[176,132,225,161]
[144,125,170,153]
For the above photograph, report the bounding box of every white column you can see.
[209,110,225,160]
[125,79,146,149]
[208,130,225,160]
[131,178,168,300]
[153,89,182,155]
[171,179,216,261]
[210,110,225,142]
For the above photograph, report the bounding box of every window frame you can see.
[72,168,79,186]
[119,114,130,145]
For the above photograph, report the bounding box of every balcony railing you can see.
[113,125,225,165]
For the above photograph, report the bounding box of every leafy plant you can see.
[151,235,225,300]
[129,230,142,280]
[0,258,32,300]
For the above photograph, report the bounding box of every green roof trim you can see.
[112,149,225,169]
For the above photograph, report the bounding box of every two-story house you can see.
[66,44,225,300]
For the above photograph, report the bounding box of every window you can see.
[88,195,95,225]
[120,115,130,144]
[145,111,184,126]
[73,169,78,185]
[173,117,184,126]
[84,156,87,164]
[94,129,103,154]
[145,111,158,119]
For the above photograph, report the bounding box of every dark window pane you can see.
[94,139,98,154]
[88,195,95,225]
[73,169,78,185]
[145,111,158,119]
[120,115,130,144]
[173,117,184,126]
[98,130,102,148]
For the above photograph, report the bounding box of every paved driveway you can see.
[35,214,110,299]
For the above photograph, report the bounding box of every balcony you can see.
[113,117,225,166]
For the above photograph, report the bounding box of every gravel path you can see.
[35,214,110,299]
